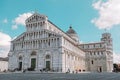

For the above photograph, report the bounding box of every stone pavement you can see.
[0,72,120,80]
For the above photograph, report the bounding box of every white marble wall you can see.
[0,61,8,72]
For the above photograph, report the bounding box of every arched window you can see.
[46,55,50,59]
[19,56,22,60]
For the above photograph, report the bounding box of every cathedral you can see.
[8,12,113,73]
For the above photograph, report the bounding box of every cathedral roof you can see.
[66,26,77,34]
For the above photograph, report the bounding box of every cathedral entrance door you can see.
[19,62,22,71]
[99,67,102,72]
[31,58,36,70]
[46,61,50,71]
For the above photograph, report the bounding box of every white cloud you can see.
[113,52,120,64]
[92,0,120,29]
[3,18,8,23]
[0,32,11,57]
[12,12,33,30]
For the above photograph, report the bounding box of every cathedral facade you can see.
[8,12,113,72]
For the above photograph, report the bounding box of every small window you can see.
[48,34,51,37]
[91,60,94,64]
[48,40,50,46]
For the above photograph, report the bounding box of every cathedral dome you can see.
[66,26,77,34]
[66,26,79,42]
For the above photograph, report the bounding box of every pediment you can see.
[25,13,47,23]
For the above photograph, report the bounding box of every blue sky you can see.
[0,0,120,62]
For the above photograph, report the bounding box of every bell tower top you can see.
[101,33,111,40]
[101,32,112,43]
[101,32,113,50]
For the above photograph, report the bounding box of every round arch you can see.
[31,51,37,56]
[45,55,51,59]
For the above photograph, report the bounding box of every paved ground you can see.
[0,72,120,80]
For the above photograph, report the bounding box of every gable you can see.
[25,13,47,23]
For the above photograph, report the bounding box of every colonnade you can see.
[24,30,57,40]
[26,21,47,31]
[12,37,60,51]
